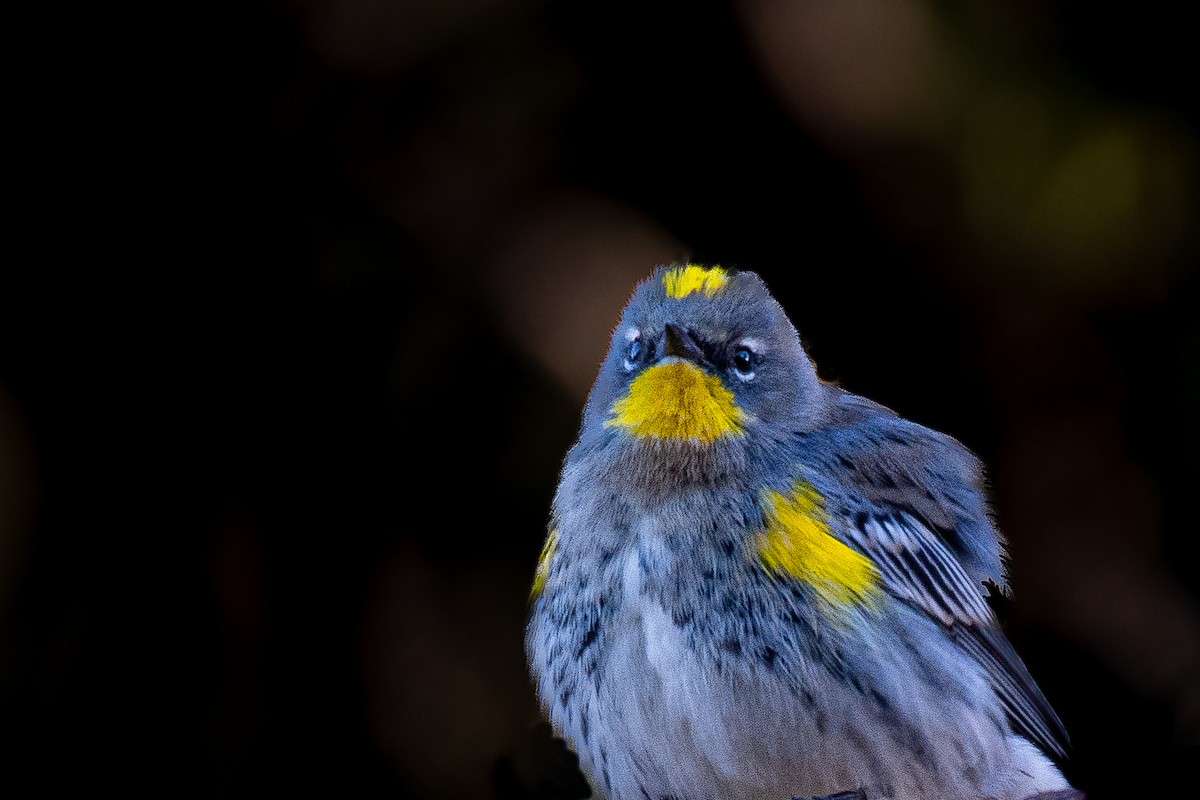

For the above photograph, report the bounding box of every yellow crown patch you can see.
[662,264,729,299]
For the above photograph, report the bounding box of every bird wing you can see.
[838,508,1070,760]
[815,388,1006,590]
[796,390,1071,759]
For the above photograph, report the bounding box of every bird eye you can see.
[731,346,755,380]
[623,336,642,372]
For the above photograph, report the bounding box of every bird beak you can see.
[663,323,706,365]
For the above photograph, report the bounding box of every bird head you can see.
[576,264,827,487]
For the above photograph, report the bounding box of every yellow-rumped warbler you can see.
[525,265,1082,800]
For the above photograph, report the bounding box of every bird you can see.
[524,263,1081,800]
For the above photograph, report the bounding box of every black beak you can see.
[663,323,706,365]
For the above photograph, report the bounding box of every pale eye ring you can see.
[731,344,756,380]
[623,334,642,372]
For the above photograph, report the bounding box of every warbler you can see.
[525,264,1081,800]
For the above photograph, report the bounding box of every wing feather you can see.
[842,509,1070,759]
[799,389,1069,758]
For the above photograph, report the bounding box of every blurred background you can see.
[3,1,1198,797]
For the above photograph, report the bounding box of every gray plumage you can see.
[526,266,1074,800]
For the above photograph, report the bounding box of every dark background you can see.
[3,1,1198,797]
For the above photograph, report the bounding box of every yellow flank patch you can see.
[758,482,881,611]
[605,361,746,441]
[530,528,558,600]
[662,264,729,299]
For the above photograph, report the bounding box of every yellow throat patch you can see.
[606,361,746,441]
[757,481,881,611]
[662,264,729,299]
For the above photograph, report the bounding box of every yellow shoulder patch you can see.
[530,528,558,600]
[662,264,729,299]
[757,482,880,611]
